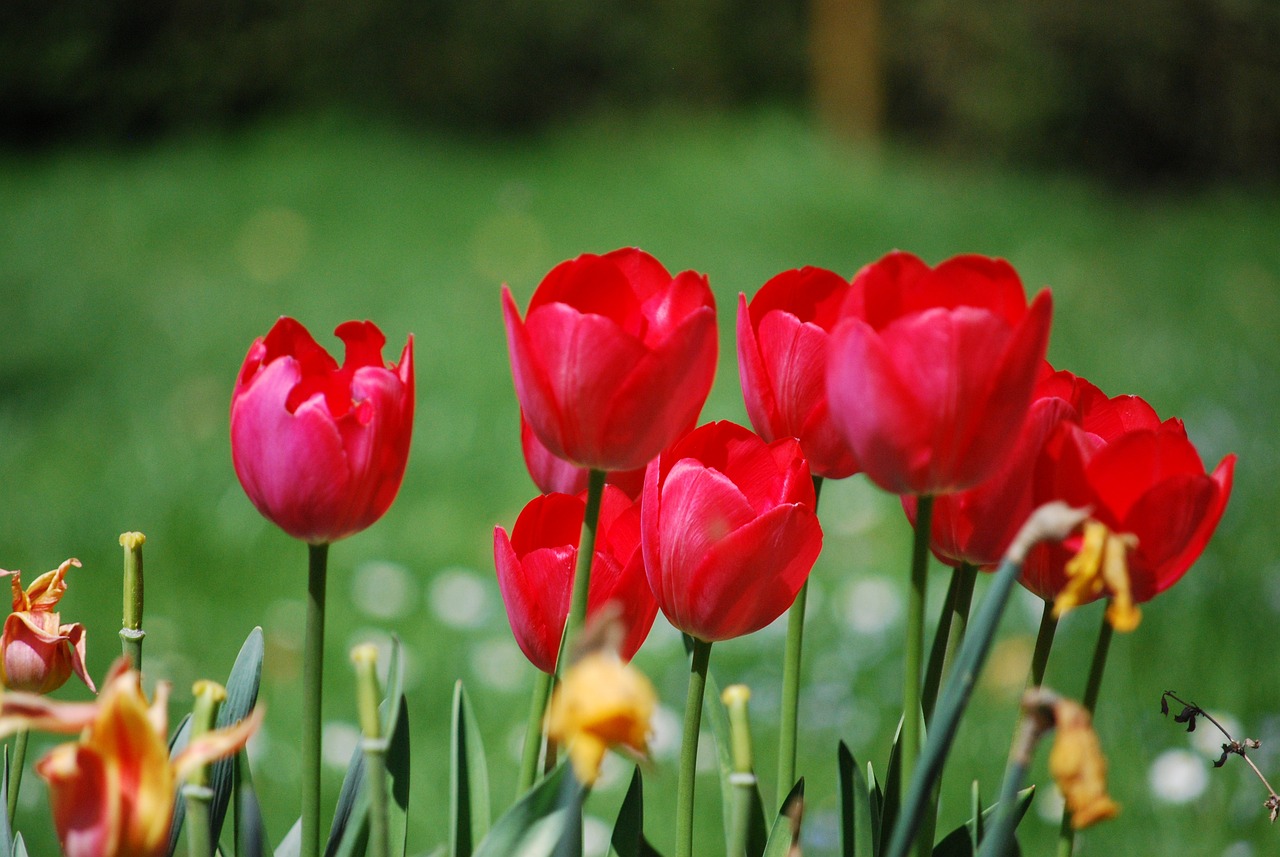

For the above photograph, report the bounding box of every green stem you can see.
[517,669,554,794]
[723,685,755,857]
[302,543,329,857]
[185,680,226,857]
[1056,611,1114,857]
[7,729,27,821]
[922,562,978,724]
[119,531,146,670]
[185,788,213,857]
[1028,601,1058,688]
[978,698,1050,857]
[901,494,934,848]
[777,475,823,808]
[555,468,607,676]
[352,645,389,857]
[676,638,713,857]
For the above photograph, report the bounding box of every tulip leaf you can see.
[931,785,1034,857]
[611,766,663,857]
[967,781,983,849]
[705,670,767,857]
[237,753,272,857]
[276,820,301,857]
[329,639,412,857]
[472,761,582,857]
[167,628,265,857]
[11,834,26,857]
[761,778,804,857]
[451,680,492,857]
[837,742,875,857]
[0,748,12,857]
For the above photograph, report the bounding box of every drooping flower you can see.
[0,558,94,694]
[641,421,823,642]
[0,660,262,857]
[502,248,717,472]
[1048,696,1120,829]
[826,251,1053,495]
[1018,371,1235,627]
[737,267,859,479]
[546,651,655,786]
[494,486,656,673]
[230,317,414,544]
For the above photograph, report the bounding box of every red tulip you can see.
[641,421,823,642]
[230,317,414,544]
[0,559,94,695]
[1019,378,1235,620]
[826,251,1053,495]
[494,486,657,673]
[519,410,646,499]
[502,248,717,472]
[737,267,859,479]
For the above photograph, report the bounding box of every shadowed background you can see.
[1,2,1278,855]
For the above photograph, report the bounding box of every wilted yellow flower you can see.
[1049,697,1120,829]
[546,652,655,786]
[1053,521,1141,632]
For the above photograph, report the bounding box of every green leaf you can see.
[327,744,371,857]
[967,781,983,849]
[451,681,492,857]
[931,785,1035,857]
[0,747,12,857]
[386,696,412,857]
[276,820,301,857]
[705,670,767,857]
[167,628,265,857]
[866,762,882,857]
[11,833,26,857]
[238,759,272,857]
[761,779,803,857]
[472,762,582,857]
[611,767,663,857]
[836,743,874,857]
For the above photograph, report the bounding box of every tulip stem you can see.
[777,475,823,809]
[902,494,934,854]
[556,468,607,676]
[119,531,146,670]
[1028,601,1058,688]
[302,543,330,857]
[922,562,978,724]
[517,669,554,794]
[1056,610,1113,857]
[677,638,713,857]
[7,729,27,821]
[978,692,1054,857]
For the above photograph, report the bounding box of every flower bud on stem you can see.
[185,681,228,857]
[119,532,146,670]
[352,644,390,857]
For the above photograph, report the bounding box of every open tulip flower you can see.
[231,317,414,544]
[826,251,1053,495]
[1019,369,1235,628]
[502,248,717,472]
[494,486,656,673]
[0,558,94,695]
[0,660,262,857]
[641,421,823,642]
[737,267,859,479]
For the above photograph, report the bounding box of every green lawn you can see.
[1,108,1277,856]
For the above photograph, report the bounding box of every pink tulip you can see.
[641,421,823,642]
[826,251,1053,495]
[494,487,656,673]
[737,267,859,479]
[502,248,717,472]
[230,317,414,544]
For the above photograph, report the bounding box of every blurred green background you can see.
[2,2,1279,856]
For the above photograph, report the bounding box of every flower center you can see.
[1053,520,1141,632]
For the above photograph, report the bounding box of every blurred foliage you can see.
[4,0,1280,180]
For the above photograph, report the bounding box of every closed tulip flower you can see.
[230,317,414,544]
[737,267,859,479]
[641,421,823,642]
[0,558,94,695]
[826,251,1053,495]
[494,486,657,673]
[502,248,717,472]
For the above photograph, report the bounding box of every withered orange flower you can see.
[546,652,655,786]
[1049,697,1120,829]
[0,558,94,694]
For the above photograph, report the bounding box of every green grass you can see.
[1,108,1278,856]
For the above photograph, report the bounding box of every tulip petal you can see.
[1086,427,1207,521]
[173,706,266,781]
[38,744,122,857]
[737,292,786,443]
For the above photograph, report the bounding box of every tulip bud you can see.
[0,559,94,695]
